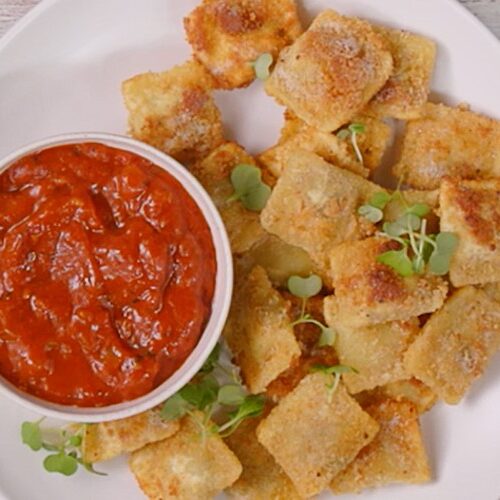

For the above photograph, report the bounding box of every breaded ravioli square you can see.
[82,409,180,463]
[184,0,303,89]
[440,178,500,286]
[394,103,500,189]
[224,266,301,394]
[261,112,391,177]
[331,399,431,493]
[225,414,301,500]
[192,142,266,254]
[122,60,224,164]
[258,125,369,179]
[260,150,382,273]
[329,237,448,327]
[129,414,242,499]
[264,10,393,132]
[368,27,436,119]
[405,287,500,404]
[324,297,419,394]
[256,373,379,498]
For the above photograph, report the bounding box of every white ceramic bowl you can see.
[0,133,233,422]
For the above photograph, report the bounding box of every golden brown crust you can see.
[324,297,419,394]
[256,374,380,497]
[404,287,500,404]
[191,142,267,254]
[260,150,382,274]
[367,27,436,119]
[82,409,180,463]
[129,414,242,499]
[225,415,302,499]
[329,237,448,327]
[331,399,431,493]
[440,178,500,286]
[184,0,303,89]
[355,379,438,414]
[122,60,224,165]
[264,10,393,131]
[394,103,500,189]
[224,266,301,394]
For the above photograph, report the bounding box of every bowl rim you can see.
[0,132,233,422]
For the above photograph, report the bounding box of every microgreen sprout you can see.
[21,419,105,477]
[358,187,458,277]
[337,123,366,164]
[310,364,358,402]
[252,53,273,80]
[161,343,265,440]
[229,164,272,212]
[287,275,336,347]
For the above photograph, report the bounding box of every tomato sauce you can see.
[0,143,216,407]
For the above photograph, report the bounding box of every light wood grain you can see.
[0,0,499,37]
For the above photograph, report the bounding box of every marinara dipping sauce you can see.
[0,143,216,407]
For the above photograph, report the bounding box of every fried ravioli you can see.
[329,237,448,327]
[324,297,419,394]
[224,266,301,394]
[405,287,500,404]
[394,103,500,189]
[256,374,379,497]
[184,0,303,89]
[82,409,180,463]
[129,414,242,499]
[260,150,382,273]
[192,142,267,253]
[331,399,431,493]
[368,27,436,119]
[439,178,500,286]
[264,9,393,132]
[122,60,224,164]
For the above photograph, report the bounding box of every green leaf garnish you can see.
[377,249,414,277]
[229,164,271,212]
[160,343,265,439]
[407,203,431,217]
[161,392,191,420]
[287,274,335,347]
[287,274,322,299]
[383,220,407,237]
[218,395,265,436]
[44,453,78,476]
[21,422,104,477]
[337,123,365,164]
[311,364,359,376]
[310,364,358,401]
[200,343,221,374]
[253,53,273,80]
[429,232,458,275]
[21,420,43,451]
[435,232,459,254]
[369,191,392,210]
[179,374,219,411]
[217,384,247,407]
[349,123,365,134]
[358,205,384,223]
[318,326,336,347]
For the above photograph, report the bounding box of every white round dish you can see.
[0,132,233,424]
[0,1,499,500]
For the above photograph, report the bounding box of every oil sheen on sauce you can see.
[0,143,216,407]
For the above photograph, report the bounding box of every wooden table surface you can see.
[0,0,499,38]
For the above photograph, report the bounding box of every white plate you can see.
[0,1,499,499]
